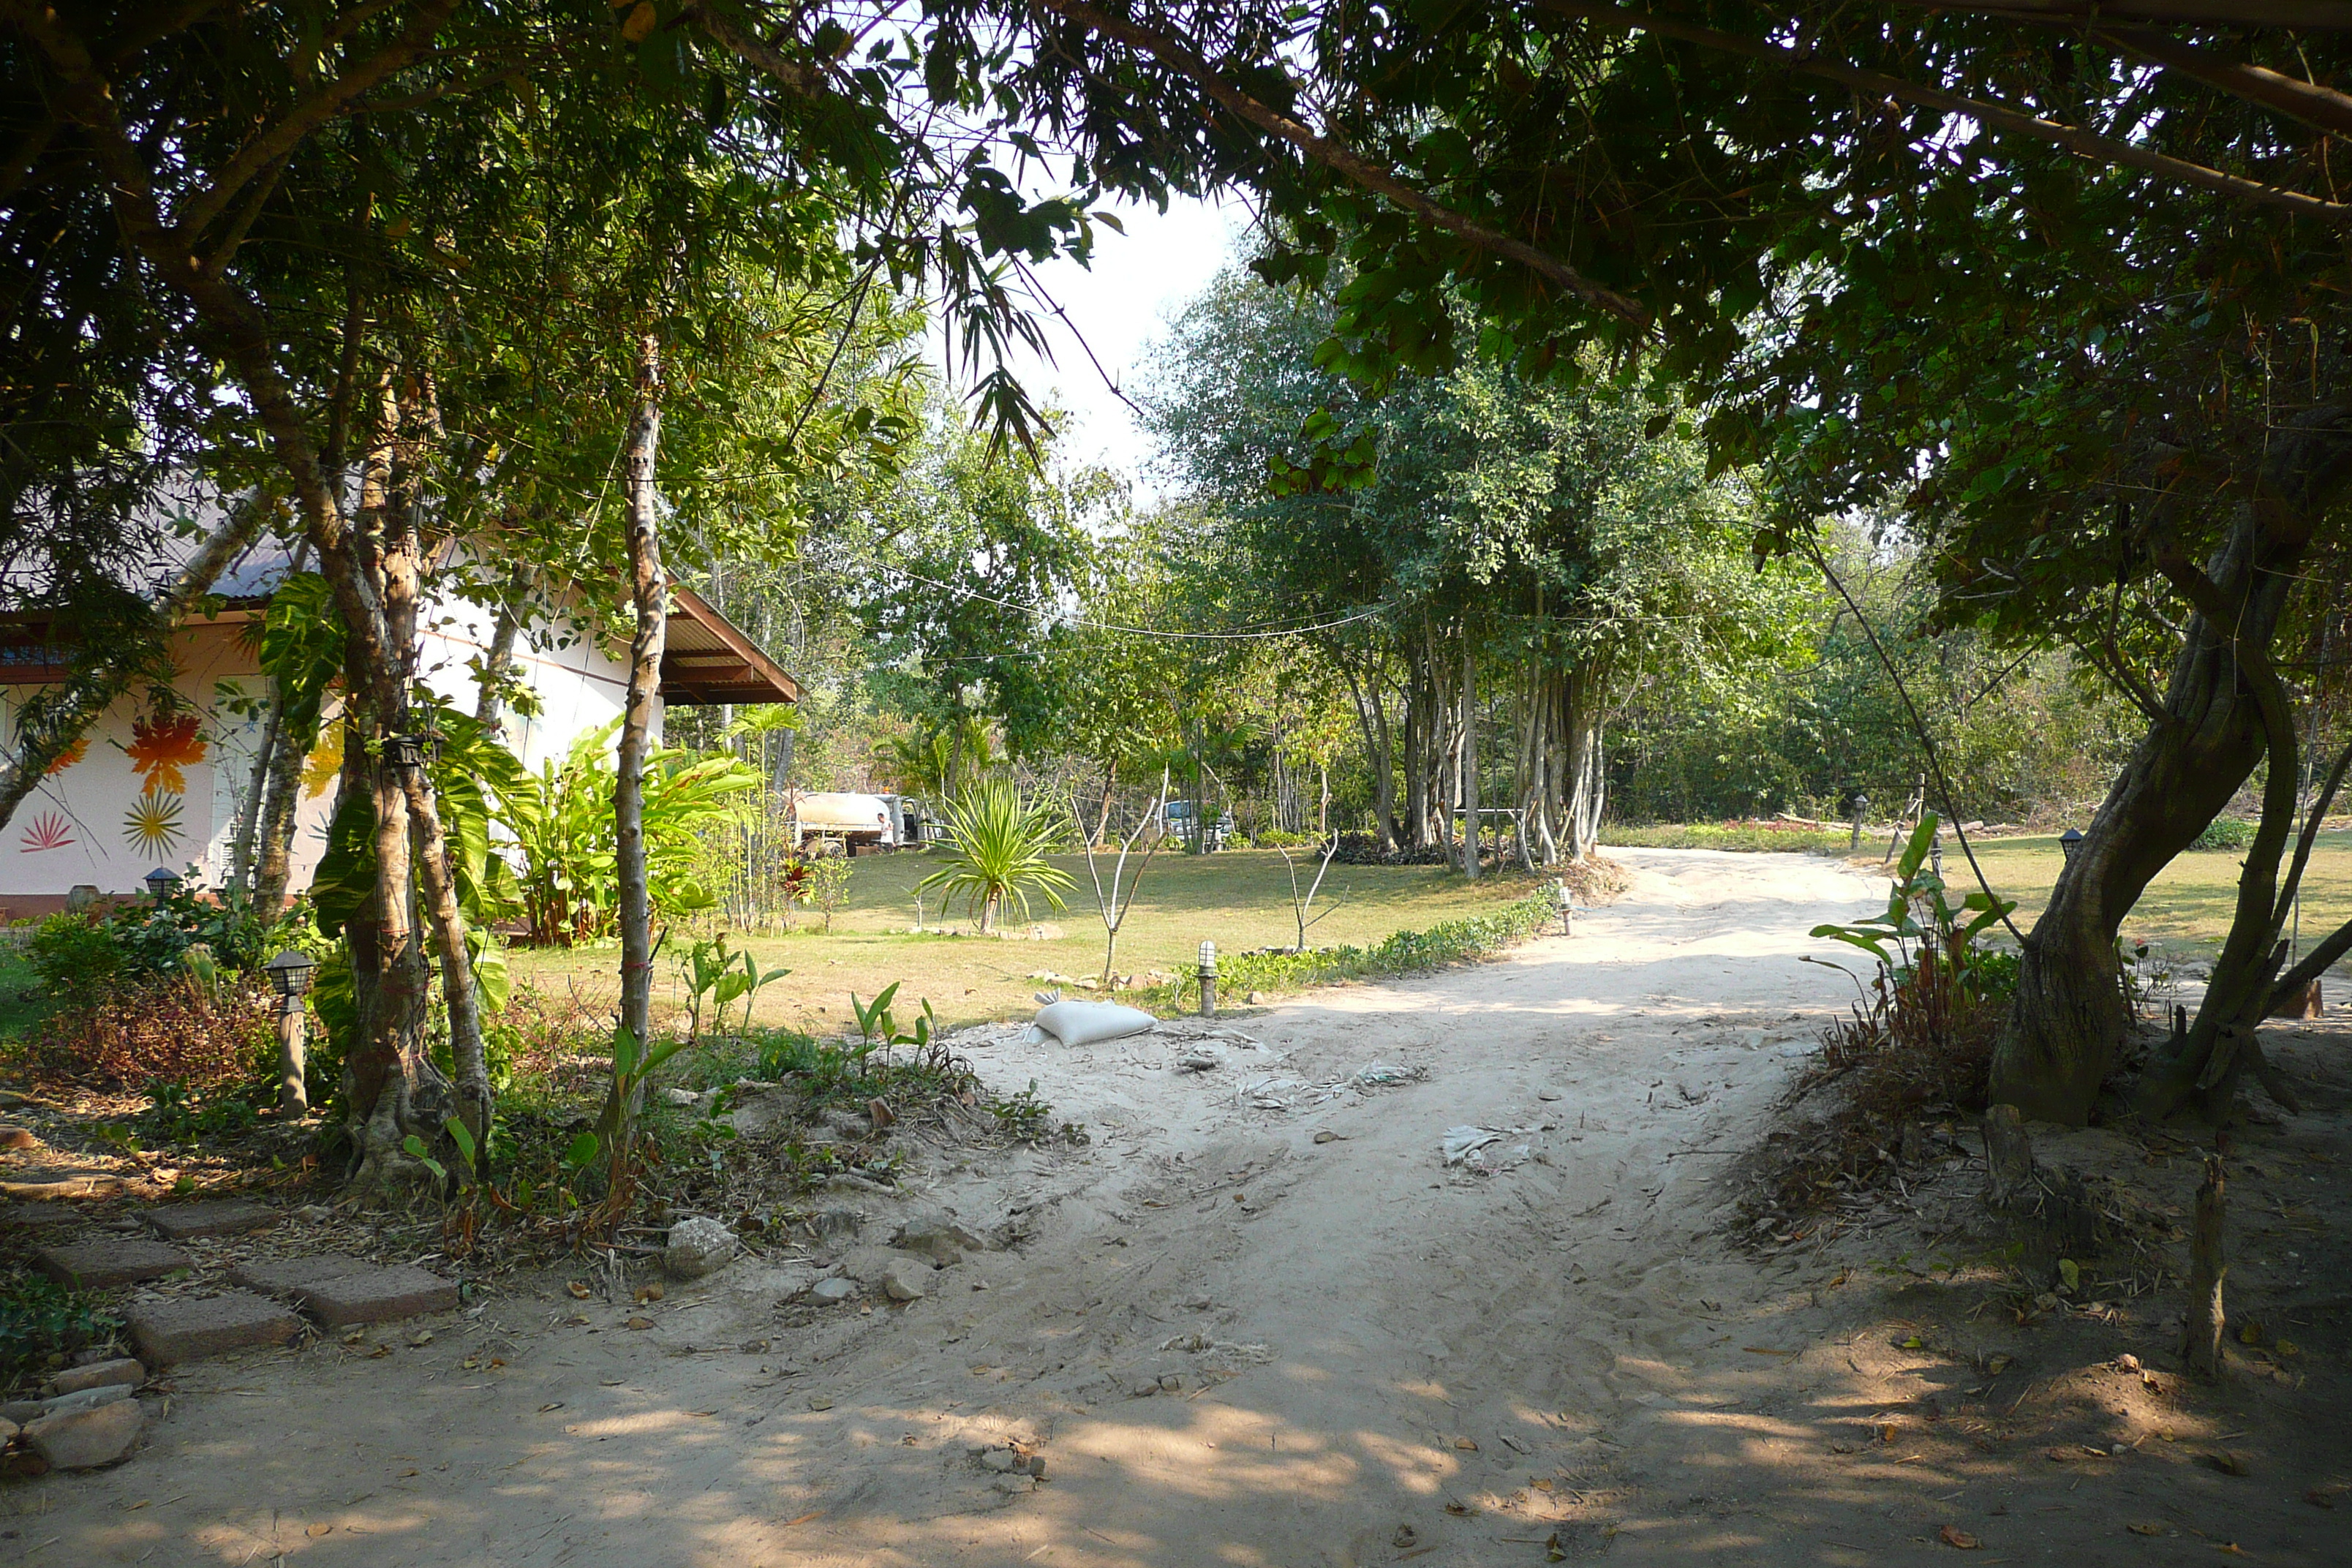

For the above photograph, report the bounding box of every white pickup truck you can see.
[788,792,927,853]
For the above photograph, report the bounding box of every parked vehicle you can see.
[1161,799,1234,852]
[787,792,930,853]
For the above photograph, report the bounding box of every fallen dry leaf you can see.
[306,1524,333,1538]
[568,1281,592,1298]
[625,1316,655,1330]
[1938,1524,1980,1549]
[538,1403,564,1414]
[1453,1437,1479,1452]
[2207,1450,2252,1477]
[2127,1523,2169,1537]
[1444,1500,1474,1517]
[784,1512,820,1527]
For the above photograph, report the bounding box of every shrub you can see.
[0,1275,118,1389]
[26,914,121,1003]
[27,882,287,1006]
[31,976,275,1091]
[1810,815,2016,1117]
[2193,817,2258,851]
[917,780,1075,932]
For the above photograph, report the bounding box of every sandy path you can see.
[49,848,2332,1566]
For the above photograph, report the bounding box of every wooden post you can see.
[1983,1103,2035,1210]
[276,995,308,1117]
[2185,1155,2228,1378]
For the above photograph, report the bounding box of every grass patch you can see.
[1605,821,1861,853]
[509,849,1572,1032]
[1937,828,2352,968]
[1139,884,1573,1012]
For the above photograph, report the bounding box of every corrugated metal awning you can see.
[659,587,800,706]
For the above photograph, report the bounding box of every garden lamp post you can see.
[1554,880,1575,937]
[1930,832,1944,882]
[265,949,318,1117]
[1849,794,1869,852]
[1197,940,1218,1019]
[145,866,181,903]
[2061,828,2084,864]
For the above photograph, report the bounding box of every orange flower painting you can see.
[126,712,206,794]
[42,736,87,776]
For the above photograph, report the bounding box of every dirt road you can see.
[41,848,2352,1564]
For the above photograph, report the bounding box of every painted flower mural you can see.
[18,811,74,852]
[123,791,185,856]
[125,712,206,794]
[42,736,87,775]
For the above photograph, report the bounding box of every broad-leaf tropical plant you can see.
[1811,815,2016,1002]
[916,779,1075,934]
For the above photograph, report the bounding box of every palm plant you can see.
[917,778,1074,933]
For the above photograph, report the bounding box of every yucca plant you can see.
[917,779,1075,933]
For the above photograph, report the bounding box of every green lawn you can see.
[507,848,1555,1034]
[1937,829,2352,965]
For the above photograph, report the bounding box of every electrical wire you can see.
[870,560,1390,641]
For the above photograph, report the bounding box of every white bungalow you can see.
[0,541,796,917]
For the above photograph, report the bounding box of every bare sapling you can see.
[1281,832,1349,952]
[1079,771,1169,988]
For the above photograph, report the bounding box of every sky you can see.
[936,192,1251,496]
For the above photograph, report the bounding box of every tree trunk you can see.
[475,558,535,741]
[399,755,492,1173]
[1338,655,1397,851]
[1558,666,1607,860]
[252,699,314,921]
[615,334,666,1116]
[2183,1156,2228,1379]
[228,696,282,894]
[1404,633,1432,851]
[1460,638,1480,880]
[342,385,445,1192]
[1992,515,2315,1122]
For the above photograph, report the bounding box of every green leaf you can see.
[401,1134,447,1183]
[562,1131,601,1170]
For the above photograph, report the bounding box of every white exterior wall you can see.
[0,591,648,909]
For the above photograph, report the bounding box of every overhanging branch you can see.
[1533,1,2352,221]
[1028,0,1651,326]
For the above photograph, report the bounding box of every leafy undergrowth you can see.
[1738,816,2009,1251]
[1142,859,1626,1013]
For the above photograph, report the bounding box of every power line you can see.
[872,561,1390,642]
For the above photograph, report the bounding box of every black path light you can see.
[144,866,181,902]
[1554,879,1575,937]
[265,949,320,1117]
[2061,827,2085,864]
[1197,939,1218,1019]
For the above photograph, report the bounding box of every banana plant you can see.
[1810,813,2016,994]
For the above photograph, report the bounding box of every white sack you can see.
[1025,999,1158,1047]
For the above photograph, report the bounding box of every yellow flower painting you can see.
[122,788,185,856]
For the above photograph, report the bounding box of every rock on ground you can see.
[47,1358,143,1397]
[23,1397,143,1469]
[663,1216,738,1280]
